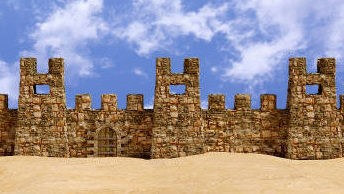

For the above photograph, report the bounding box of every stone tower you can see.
[14,58,69,157]
[151,58,204,158]
[286,58,342,159]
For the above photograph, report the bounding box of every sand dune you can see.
[0,152,344,193]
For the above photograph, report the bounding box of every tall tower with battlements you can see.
[286,58,342,159]
[151,58,204,158]
[14,58,69,157]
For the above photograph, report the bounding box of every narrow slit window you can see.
[34,84,50,95]
[306,84,321,95]
[170,84,186,95]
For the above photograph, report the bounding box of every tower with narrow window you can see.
[286,58,342,159]
[151,58,204,158]
[14,58,69,157]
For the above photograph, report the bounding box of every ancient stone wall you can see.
[0,95,17,156]
[0,57,343,159]
[66,94,152,158]
[203,94,288,157]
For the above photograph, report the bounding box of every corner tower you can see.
[15,58,69,157]
[151,58,203,158]
[286,58,342,159]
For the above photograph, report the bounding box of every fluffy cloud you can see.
[325,3,344,61]
[0,60,19,104]
[133,67,148,78]
[109,0,344,84]
[224,25,304,83]
[112,0,230,55]
[23,0,108,76]
[223,0,344,83]
[222,0,307,83]
[14,0,344,87]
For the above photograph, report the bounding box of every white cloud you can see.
[225,31,304,83]
[133,67,148,78]
[326,3,344,60]
[111,0,340,85]
[222,0,307,83]
[15,0,344,89]
[222,0,344,84]
[0,60,19,105]
[112,0,230,56]
[98,57,114,69]
[22,0,108,77]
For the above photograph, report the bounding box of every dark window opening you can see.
[306,84,322,95]
[170,84,186,95]
[34,84,50,95]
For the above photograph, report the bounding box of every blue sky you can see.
[0,0,344,109]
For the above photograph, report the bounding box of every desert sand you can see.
[0,152,344,193]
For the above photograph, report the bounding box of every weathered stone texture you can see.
[14,58,69,157]
[66,94,152,158]
[0,57,343,160]
[286,58,342,159]
[0,94,17,156]
[151,58,204,158]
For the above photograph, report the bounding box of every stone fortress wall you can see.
[0,57,343,159]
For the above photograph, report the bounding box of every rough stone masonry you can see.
[0,57,343,159]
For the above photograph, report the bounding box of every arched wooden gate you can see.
[96,127,117,157]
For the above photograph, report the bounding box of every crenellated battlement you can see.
[101,94,117,111]
[208,94,225,111]
[73,94,145,111]
[20,58,64,75]
[71,92,283,112]
[126,94,144,111]
[70,92,284,112]
[156,57,199,76]
[75,94,91,110]
[260,94,277,111]
[207,93,277,112]
[0,57,343,160]
[19,58,65,99]
[234,94,251,110]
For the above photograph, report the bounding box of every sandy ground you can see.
[0,153,344,194]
